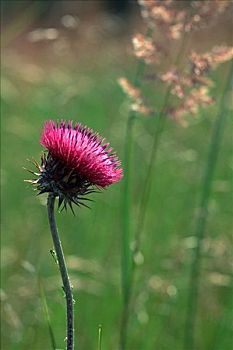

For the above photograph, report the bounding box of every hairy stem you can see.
[183,63,233,350]
[47,194,74,350]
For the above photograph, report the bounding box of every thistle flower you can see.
[26,120,123,349]
[28,120,123,211]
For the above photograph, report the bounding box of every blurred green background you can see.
[1,1,232,350]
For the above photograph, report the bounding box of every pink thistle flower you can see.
[28,120,123,211]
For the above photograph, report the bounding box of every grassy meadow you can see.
[1,4,233,350]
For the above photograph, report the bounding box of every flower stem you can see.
[183,62,233,350]
[47,193,74,350]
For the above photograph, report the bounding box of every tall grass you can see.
[183,62,233,350]
[133,19,192,251]
[38,279,57,350]
[120,58,146,350]
[120,13,192,349]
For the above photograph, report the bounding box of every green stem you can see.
[128,9,196,321]
[38,278,57,350]
[134,90,169,254]
[120,53,147,349]
[98,324,102,350]
[183,62,233,350]
[134,12,191,260]
[120,16,191,349]
[47,193,74,350]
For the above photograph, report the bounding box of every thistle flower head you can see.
[27,120,123,210]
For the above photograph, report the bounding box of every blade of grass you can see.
[183,61,233,350]
[98,324,103,350]
[38,278,57,350]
